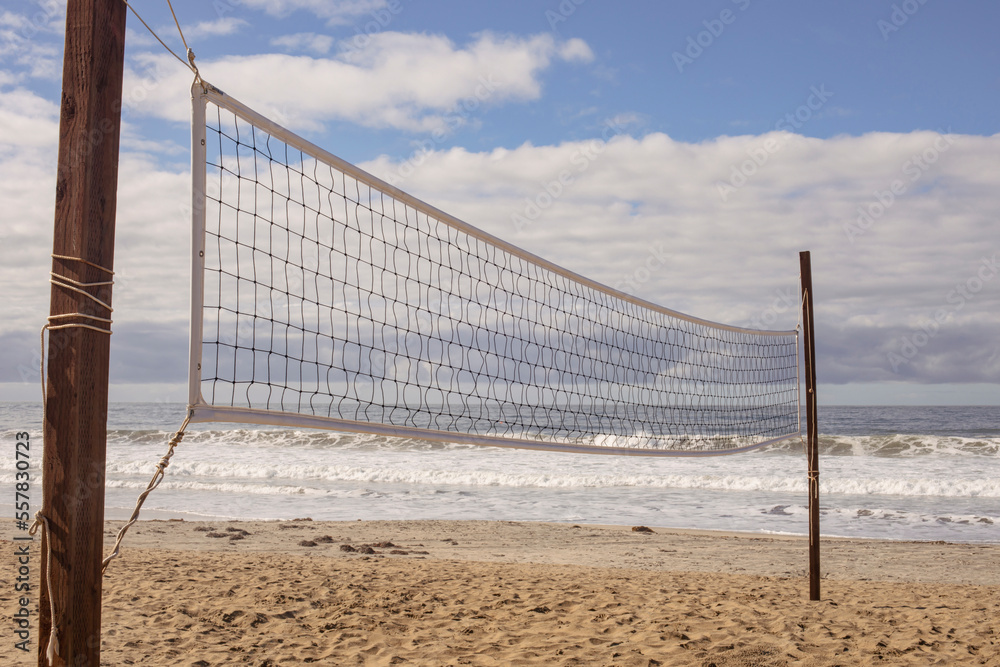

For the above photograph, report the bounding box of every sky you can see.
[1,0,998,406]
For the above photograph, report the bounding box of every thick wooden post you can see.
[799,251,820,601]
[40,0,127,664]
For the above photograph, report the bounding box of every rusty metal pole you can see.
[799,251,820,601]
[40,0,127,664]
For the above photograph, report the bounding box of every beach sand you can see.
[2,519,998,665]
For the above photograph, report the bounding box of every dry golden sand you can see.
[2,519,998,666]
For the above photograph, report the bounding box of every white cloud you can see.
[124,27,157,49]
[0,11,29,30]
[359,130,1000,384]
[1,3,64,35]
[0,26,60,80]
[271,32,334,56]
[239,0,394,26]
[1,68,996,389]
[0,91,61,345]
[0,85,189,371]
[0,5,64,80]
[119,122,187,157]
[185,17,249,39]
[558,38,595,63]
[0,86,59,148]
[123,31,597,132]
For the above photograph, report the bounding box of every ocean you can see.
[2,402,998,543]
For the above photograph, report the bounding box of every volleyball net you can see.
[186,81,801,456]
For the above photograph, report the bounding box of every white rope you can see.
[52,253,113,274]
[35,254,115,666]
[796,332,804,454]
[799,283,820,550]
[48,273,113,312]
[166,0,190,53]
[121,0,201,84]
[43,255,115,401]
[102,414,191,573]
[45,315,114,336]
[40,252,115,443]
[44,254,192,573]
[28,514,59,666]
[798,286,806,455]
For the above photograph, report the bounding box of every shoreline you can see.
[97,518,1000,585]
[95,509,1000,544]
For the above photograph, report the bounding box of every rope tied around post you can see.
[46,253,114,333]
[38,252,191,650]
[37,253,115,665]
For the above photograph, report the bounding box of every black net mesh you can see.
[195,91,800,454]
